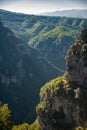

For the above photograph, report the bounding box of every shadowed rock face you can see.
[37,29,87,130]
[66,29,87,86]
[0,20,59,123]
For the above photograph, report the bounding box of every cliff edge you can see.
[36,29,87,130]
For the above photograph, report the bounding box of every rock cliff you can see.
[66,28,87,86]
[37,29,87,130]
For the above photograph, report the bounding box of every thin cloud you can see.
[0,0,87,14]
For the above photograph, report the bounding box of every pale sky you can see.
[0,0,87,14]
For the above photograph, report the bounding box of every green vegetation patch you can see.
[40,74,66,98]
[37,75,84,113]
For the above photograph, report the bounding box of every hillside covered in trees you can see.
[0,10,87,70]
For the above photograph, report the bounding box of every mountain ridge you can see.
[0,10,87,71]
[40,9,87,18]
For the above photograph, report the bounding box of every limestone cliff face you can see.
[37,29,87,130]
[66,29,87,86]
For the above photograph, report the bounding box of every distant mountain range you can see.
[40,9,87,18]
[0,9,87,18]
[0,9,10,13]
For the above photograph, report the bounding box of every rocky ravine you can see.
[37,29,87,130]
[0,19,59,123]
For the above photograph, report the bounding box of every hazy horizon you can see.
[0,0,87,14]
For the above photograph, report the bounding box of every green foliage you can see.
[0,104,13,130]
[37,74,83,114]
[40,74,66,97]
[12,123,30,130]
[30,122,41,130]
[12,122,41,130]
[37,75,66,111]
[75,126,87,130]
[0,102,41,130]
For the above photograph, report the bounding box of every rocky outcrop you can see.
[66,29,87,86]
[37,29,87,130]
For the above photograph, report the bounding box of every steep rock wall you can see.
[37,29,87,130]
